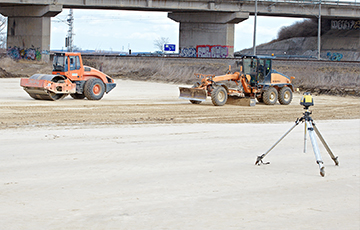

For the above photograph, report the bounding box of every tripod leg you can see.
[306,121,325,177]
[312,122,339,166]
[255,121,299,165]
[304,122,307,153]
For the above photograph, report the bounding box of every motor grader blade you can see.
[20,74,76,101]
[179,87,207,102]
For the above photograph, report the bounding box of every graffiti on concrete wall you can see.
[331,20,360,30]
[197,45,231,58]
[211,45,230,58]
[7,46,42,61]
[180,47,197,57]
[180,45,232,58]
[327,52,343,61]
[197,45,211,58]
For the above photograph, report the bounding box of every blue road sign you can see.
[164,44,176,52]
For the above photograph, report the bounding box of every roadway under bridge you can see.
[0,0,359,61]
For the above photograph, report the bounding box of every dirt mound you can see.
[297,85,360,97]
[0,57,51,77]
[0,66,22,78]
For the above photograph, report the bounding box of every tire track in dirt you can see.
[1,100,359,129]
[1,79,359,129]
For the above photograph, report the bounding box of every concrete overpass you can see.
[0,0,359,60]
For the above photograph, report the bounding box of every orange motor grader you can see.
[20,52,116,100]
[179,55,295,106]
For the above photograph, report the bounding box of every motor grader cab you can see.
[240,56,271,86]
[20,52,116,100]
[179,55,295,106]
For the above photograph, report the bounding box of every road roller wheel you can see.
[48,92,68,100]
[27,93,42,100]
[23,75,68,100]
[25,90,68,100]
[84,78,105,100]
[47,79,68,100]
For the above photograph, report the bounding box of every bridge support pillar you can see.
[168,12,248,58]
[0,5,62,62]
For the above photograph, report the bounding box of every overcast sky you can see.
[51,9,304,53]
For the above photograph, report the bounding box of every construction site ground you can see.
[1,78,359,229]
[1,78,359,128]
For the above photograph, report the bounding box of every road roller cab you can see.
[20,52,116,100]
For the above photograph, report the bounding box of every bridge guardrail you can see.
[244,0,360,6]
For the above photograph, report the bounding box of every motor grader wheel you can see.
[84,78,105,100]
[211,86,228,106]
[278,86,293,105]
[263,87,278,105]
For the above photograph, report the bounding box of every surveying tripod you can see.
[255,93,339,177]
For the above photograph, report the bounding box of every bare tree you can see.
[154,37,170,52]
[0,14,6,49]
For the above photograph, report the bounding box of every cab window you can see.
[265,59,271,76]
[243,58,257,75]
[64,58,68,71]
[258,59,265,82]
[52,55,66,72]
[75,56,81,70]
[70,56,76,71]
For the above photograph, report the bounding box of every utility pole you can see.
[65,9,74,52]
[252,0,258,56]
[317,0,321,60]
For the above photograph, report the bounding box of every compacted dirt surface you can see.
[1,78,360,229]
[0,79,359,129]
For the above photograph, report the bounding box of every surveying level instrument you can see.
[255,92,339,177]
[300,92,314,108]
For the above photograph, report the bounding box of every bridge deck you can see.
[0,0,359,18]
